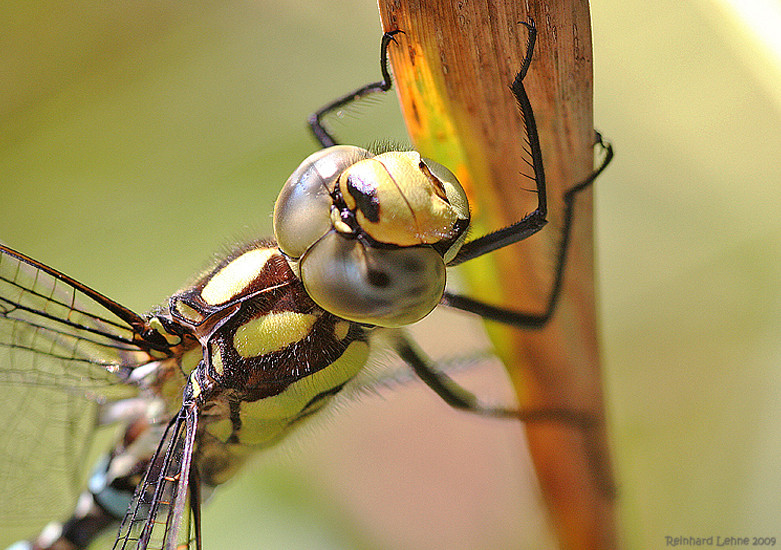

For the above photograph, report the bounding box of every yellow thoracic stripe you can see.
[174,300,205,324]
[211,341,225,375]
[232,311,318,358]
[201,248,277,305]
[235,340,369,446]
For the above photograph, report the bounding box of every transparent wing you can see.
[0,245,163,546]
[113,406,198,550]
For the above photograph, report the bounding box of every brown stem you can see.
[376,1,617,548]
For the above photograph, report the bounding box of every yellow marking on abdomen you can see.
[232,311,317,358]
[201,248,277,305]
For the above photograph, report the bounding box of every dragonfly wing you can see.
[113,405,198,550]
[0,245,163,546]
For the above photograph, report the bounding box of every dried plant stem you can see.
[377,1,617,548]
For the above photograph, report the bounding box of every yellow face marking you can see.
[149,316,182,346]
[201,248,277,305]
[375,153,460,242]
[211,341,224,375]
[236,340,369,446]
[174,300,204,324]
[333,320,350,341]
[341,153,460,247]
[232,311,317,358]
[330,207,353,235]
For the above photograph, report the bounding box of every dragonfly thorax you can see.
[273,145,470,327]
[167,244,367,394]
[163,242,370,462]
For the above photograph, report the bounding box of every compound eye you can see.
[299,231,446,327]
[417,157,470,262]
[274,145,370,259]
[418,157,468,219]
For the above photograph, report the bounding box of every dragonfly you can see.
[1,20,612,550]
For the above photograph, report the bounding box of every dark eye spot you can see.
[347,174,381,223]
[367,269,391,288]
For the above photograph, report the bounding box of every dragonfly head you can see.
[273,146,470,327]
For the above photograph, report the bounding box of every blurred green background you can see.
[1,1,780,549]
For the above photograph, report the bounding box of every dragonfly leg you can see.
[442,133,614,329]
[445,20,549,266]
[389,329,596,429]
[189,466,203,550]
[390,329,615,495]
[308,30,404,148]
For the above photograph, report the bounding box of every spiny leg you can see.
[309,21,552,260]
[309,30,404,148]
[447,20,548,266]
[442,133,614,329]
